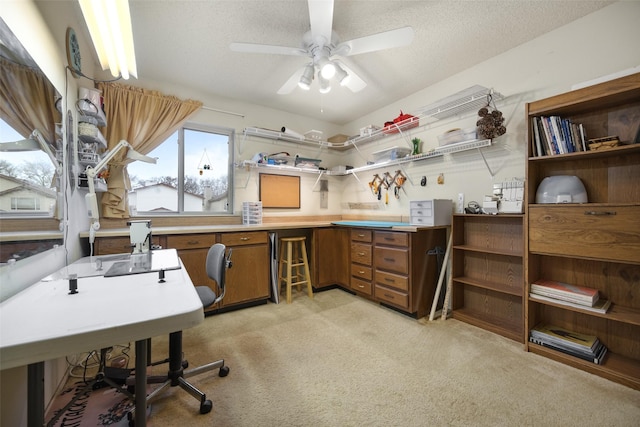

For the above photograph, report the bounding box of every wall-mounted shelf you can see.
[237,137,492,176]
[242,85,502,152]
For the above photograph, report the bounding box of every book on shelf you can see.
[529,293,611,314]
[530,323,600,353]
[529,335,608,365]
[531,115,588,157]
[530,279,599,306]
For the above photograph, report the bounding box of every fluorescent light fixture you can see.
[79,0,137,79]
[334,63,349,86]
[318,74,331,94]
[298,64,314,90]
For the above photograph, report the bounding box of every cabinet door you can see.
[313,227,349,288]
[222,244,270,307]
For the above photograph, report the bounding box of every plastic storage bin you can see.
[410,199,453,226]
[242,201,262,225]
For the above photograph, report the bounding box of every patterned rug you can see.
[47,380,151,427]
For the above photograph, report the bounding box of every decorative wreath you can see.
[476,94,506,139]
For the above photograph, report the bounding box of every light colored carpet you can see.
[143,289,640,426]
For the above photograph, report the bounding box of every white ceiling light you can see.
[298,64,314,90]
[79,0,137,79]
[318,74,331,94]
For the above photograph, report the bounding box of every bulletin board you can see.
[259,173,300,208]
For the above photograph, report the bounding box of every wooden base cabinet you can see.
[167,231,269,314]
[313,227,350,289]
[525,72,640,390]
[373,228,446,318]
[451,214,524,342]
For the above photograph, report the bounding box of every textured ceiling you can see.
[36,0,612,125]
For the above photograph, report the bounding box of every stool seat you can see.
[278,237,313,304]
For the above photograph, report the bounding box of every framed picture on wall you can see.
[259,173,300,208]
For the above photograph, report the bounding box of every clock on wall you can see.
[66,27,81,78]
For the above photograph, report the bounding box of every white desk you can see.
[0,249,204,427]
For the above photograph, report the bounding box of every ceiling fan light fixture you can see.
[298,64,314,90]
[318,74,331,94]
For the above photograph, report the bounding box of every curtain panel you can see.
[96,82,202,218]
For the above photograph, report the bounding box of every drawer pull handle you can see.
[584,211,616,216]
[358,252,366,256]
[384,257,395,262]
[384,293,394,299]
[357,233,365,237]
[359,270,365,274]
[384,278,395,283]
[240,237,250,241]
[358,285,365,289]
[187,240,199,245]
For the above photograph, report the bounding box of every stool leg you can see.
[286,241,293,304]
[300,241,313,299]
[294,242,302,291]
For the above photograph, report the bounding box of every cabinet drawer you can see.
[529,205,640,264]
[374,284,409,309]
[351,229,372,243]
[351,264,372,280]
[374,247,409,274]
[374,231,408,247]
[220,231,268,246]
[351,277,372,296]
[351,243,372,265]
[375,270,408,292]
[167,234,217,250]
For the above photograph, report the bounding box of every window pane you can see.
[184,128,229,213]
[127,124,231,215]
[128,131,179,214]
[0,118,57,217]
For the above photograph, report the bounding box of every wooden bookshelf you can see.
[525,72,640,390]
[451,214,524,343]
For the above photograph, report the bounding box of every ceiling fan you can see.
[229,0,414,94]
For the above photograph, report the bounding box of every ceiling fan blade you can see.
[277,67,305,95]
[334,60,366,93]
[230,42,307,57]
[334,26,414,56]
[308,0,334,45]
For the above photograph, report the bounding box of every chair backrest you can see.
[206,243,231,303]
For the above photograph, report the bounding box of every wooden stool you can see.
[278,237,313,304]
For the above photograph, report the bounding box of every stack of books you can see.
[531,115,587,156]
[530,324,608,364]
[530,279,611,314]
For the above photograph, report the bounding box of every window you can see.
[127,123,233,215]
[0,118,58,218]
[11,197,41,211]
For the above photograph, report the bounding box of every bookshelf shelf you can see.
[451,214,525,342]
[525,72,640,390]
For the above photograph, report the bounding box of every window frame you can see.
[129,121,234,216]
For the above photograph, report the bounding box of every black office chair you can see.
[128,244,232,423]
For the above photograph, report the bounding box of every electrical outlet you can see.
[458,193,464,213]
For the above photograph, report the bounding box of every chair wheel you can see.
[219,366,230,377]
[182,360,189,369]
[200,399,213,414]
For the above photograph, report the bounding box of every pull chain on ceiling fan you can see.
[229,0,414,95]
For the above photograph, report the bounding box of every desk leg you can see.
[27,362,44,427]
[135,339,147,427]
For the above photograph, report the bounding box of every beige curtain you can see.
[0,56,61,164]
[96,82,202,218]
